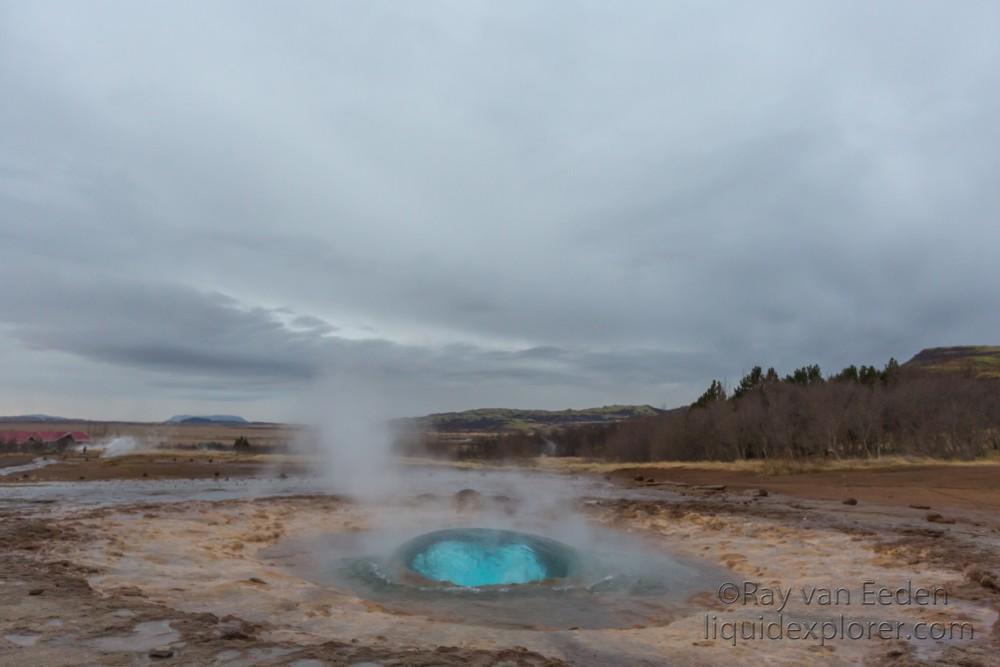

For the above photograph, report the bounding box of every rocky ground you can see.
[1,457,998,666]
[0,507,567,667]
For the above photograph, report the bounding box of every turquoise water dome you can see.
[398,528,578,587]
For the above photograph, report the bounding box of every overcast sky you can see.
[1,1,998,421]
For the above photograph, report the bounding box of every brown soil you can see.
[612,463,1000,511]
[0,420,300,450]
[0,454,37,467]
[2,451,309,483]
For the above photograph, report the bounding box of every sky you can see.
[1,1,998,421]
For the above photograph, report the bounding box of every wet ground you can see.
[1,458,999,666]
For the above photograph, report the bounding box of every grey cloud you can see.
[290,315,338,335]
[1,2,999,419]
[0,276,700,412]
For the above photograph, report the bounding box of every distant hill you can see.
[396,405,667,433]
[165,415,249,425]
[903,346,1000,378]
[0,414,76,423]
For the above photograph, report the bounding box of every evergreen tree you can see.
[733,366,764,398]
[881,357,900,384]
[859,365,880,386]
[834,365,859,382]
[692,379,727,408]
[784,364,823,385]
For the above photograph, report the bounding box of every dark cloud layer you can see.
[1,2,998,419]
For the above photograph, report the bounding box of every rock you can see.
[901,528,944,538]
[492,494,518,515]
[694,484,726,492]
[453,488,483,511]
[752,488,768,497]
[926,513,955,524]
[216,619,256,640]
[909,504,931,510]
[966,566,999,592]
[149,646,174,659]
[246,577,267,585]
[28,588,44,596]
[633,475,644,482]
[842,498,858,505]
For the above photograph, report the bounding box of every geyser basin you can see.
[398,528,577,587]
[268,521,728,630]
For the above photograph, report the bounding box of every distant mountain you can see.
[395,404,667,433]
[0,414,76,423]
[903,346,1000,378]
[165,415,249,424]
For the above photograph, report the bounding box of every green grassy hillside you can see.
[903,346,1000,378]
[397,404,666,433]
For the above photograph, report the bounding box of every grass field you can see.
[904,345,1000,377]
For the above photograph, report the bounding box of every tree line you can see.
[424,359,1000,462]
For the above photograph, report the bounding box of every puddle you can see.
[89,620,179,653]
[214,647,296,666]
[4,634,40,647]
[0,458,56,478]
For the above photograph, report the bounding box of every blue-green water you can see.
[410,539,548,586]
[399,528,578,587]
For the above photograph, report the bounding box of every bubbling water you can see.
[400,529,576,587]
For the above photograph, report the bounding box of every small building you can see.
[0,430,90,453]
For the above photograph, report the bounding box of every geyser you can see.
[398,528,577,587]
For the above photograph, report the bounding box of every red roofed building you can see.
[0,430,90,452]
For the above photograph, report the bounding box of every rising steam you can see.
[296,373,400,501]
